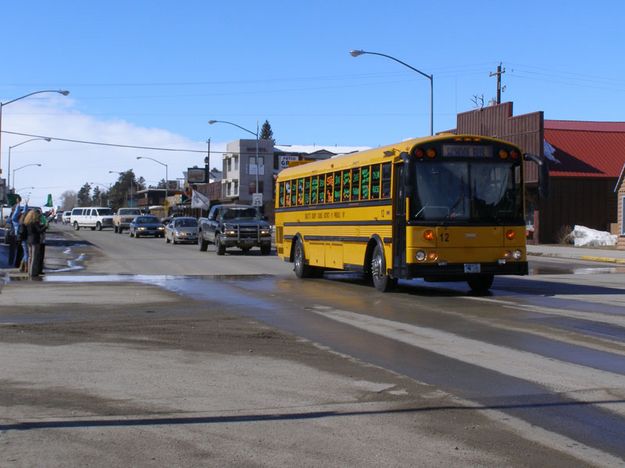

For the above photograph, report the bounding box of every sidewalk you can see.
[527,243,625,264]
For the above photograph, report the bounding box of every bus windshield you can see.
[410,161,523,223]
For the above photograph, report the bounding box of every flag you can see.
[44,194,53,207]
[191,190,210,210]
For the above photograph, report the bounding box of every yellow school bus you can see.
[274,134,547,293]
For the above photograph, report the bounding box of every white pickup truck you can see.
[113,207,143,234]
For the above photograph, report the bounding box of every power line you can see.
[1,130,210,153]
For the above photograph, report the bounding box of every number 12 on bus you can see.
[274,134,548,294]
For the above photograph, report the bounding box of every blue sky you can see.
[2,0,625,205]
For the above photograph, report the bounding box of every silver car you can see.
[165,217,198,244]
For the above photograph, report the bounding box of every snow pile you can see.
[571,225,617,247]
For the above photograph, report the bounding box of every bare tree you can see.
[59,190,78,211]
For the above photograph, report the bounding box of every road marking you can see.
[309,305,625,398]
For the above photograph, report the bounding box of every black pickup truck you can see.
[197,204,272,255]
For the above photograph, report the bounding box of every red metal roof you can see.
[545,120,625,178]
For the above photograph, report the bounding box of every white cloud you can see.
[2,96,223,207]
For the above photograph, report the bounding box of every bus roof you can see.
[277,133,522,180]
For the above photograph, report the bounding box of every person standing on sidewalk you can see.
[17,213,29,273]
[24,208,47,277]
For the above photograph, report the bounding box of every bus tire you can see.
[293,238,313,278]
[467,274,494,294]
[371,244,396,292]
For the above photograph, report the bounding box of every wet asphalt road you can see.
[41,225,625,462]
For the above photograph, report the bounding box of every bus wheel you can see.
[293,239,312,278]
[371,244,396,292]
[467,274,494,294]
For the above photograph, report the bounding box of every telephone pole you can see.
[489,62,506,104]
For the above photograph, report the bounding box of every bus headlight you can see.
[416,250,426,261]
[513,249,523,260]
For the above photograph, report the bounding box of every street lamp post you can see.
[208,119,261,206]
[0,90,69,179]
[12,163,42,191]
[136,156,168,203]
[8,137,51,190]
[350,49,433,136]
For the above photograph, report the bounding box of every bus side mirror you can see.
[524,153,549,198]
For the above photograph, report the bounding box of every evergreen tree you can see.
[108,170,141,210]
[77,183,92,206]
[260,120,274,143]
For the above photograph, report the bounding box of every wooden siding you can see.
[456,102,543,184]
[543,177,617,244]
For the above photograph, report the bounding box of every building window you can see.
[249,181,264,195]
[621,196,625,235]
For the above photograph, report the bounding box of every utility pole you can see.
[489,62,506,104]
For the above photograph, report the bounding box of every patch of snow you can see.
[572,225,617,247]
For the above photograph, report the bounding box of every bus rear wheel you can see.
[467,274,494,294]
[371,244,396,292]
[293,239,313,278]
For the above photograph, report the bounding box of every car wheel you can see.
[371,244,396,292]
[215,234,226,256]
[73,222,80,231]
[118,228,124,234]
[198,236,208,252]
[114,226,118,233]
[96,222,102,231]
[165,236,170,243]
[260,245,271,255]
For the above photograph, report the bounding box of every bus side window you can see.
[279,182,285,207]
[371,164,381,199]
[290,179,297,206]
[352,168,360,201]
[311,176,318,204]
[318,175,325,203]
[333,172,341,203]
[326,173,333,203]
[304,177,311,205]
[297,178,304,205]
[361,166,370,199]
[342,170,351,201]
[381,163,392,198]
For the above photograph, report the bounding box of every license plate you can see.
[464,263,481,273]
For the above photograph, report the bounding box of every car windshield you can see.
[222,208,260,220]
[96,209,113,216]
[410,161,523,223]
[175,218,197,227]
[136,216,159,224]
[121,209,141,215]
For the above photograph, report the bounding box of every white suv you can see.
[71,207,114,231]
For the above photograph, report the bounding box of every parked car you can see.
[198,204,271,255]
[128,215,165,238]
[62,211,72,224]
[164,217,198,244]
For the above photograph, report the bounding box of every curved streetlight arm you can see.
[350,50,432,80]
[8,137,51,189]
[350,49,433,136]
[1,89,69,107]
[208,119,257,138]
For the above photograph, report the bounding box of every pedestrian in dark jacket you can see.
[24,209,46,277]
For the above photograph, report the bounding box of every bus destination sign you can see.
[442,145,493,158]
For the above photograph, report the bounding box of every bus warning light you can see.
[505,230,516,240]
[426,148,437,158]
[423,229,435,241]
